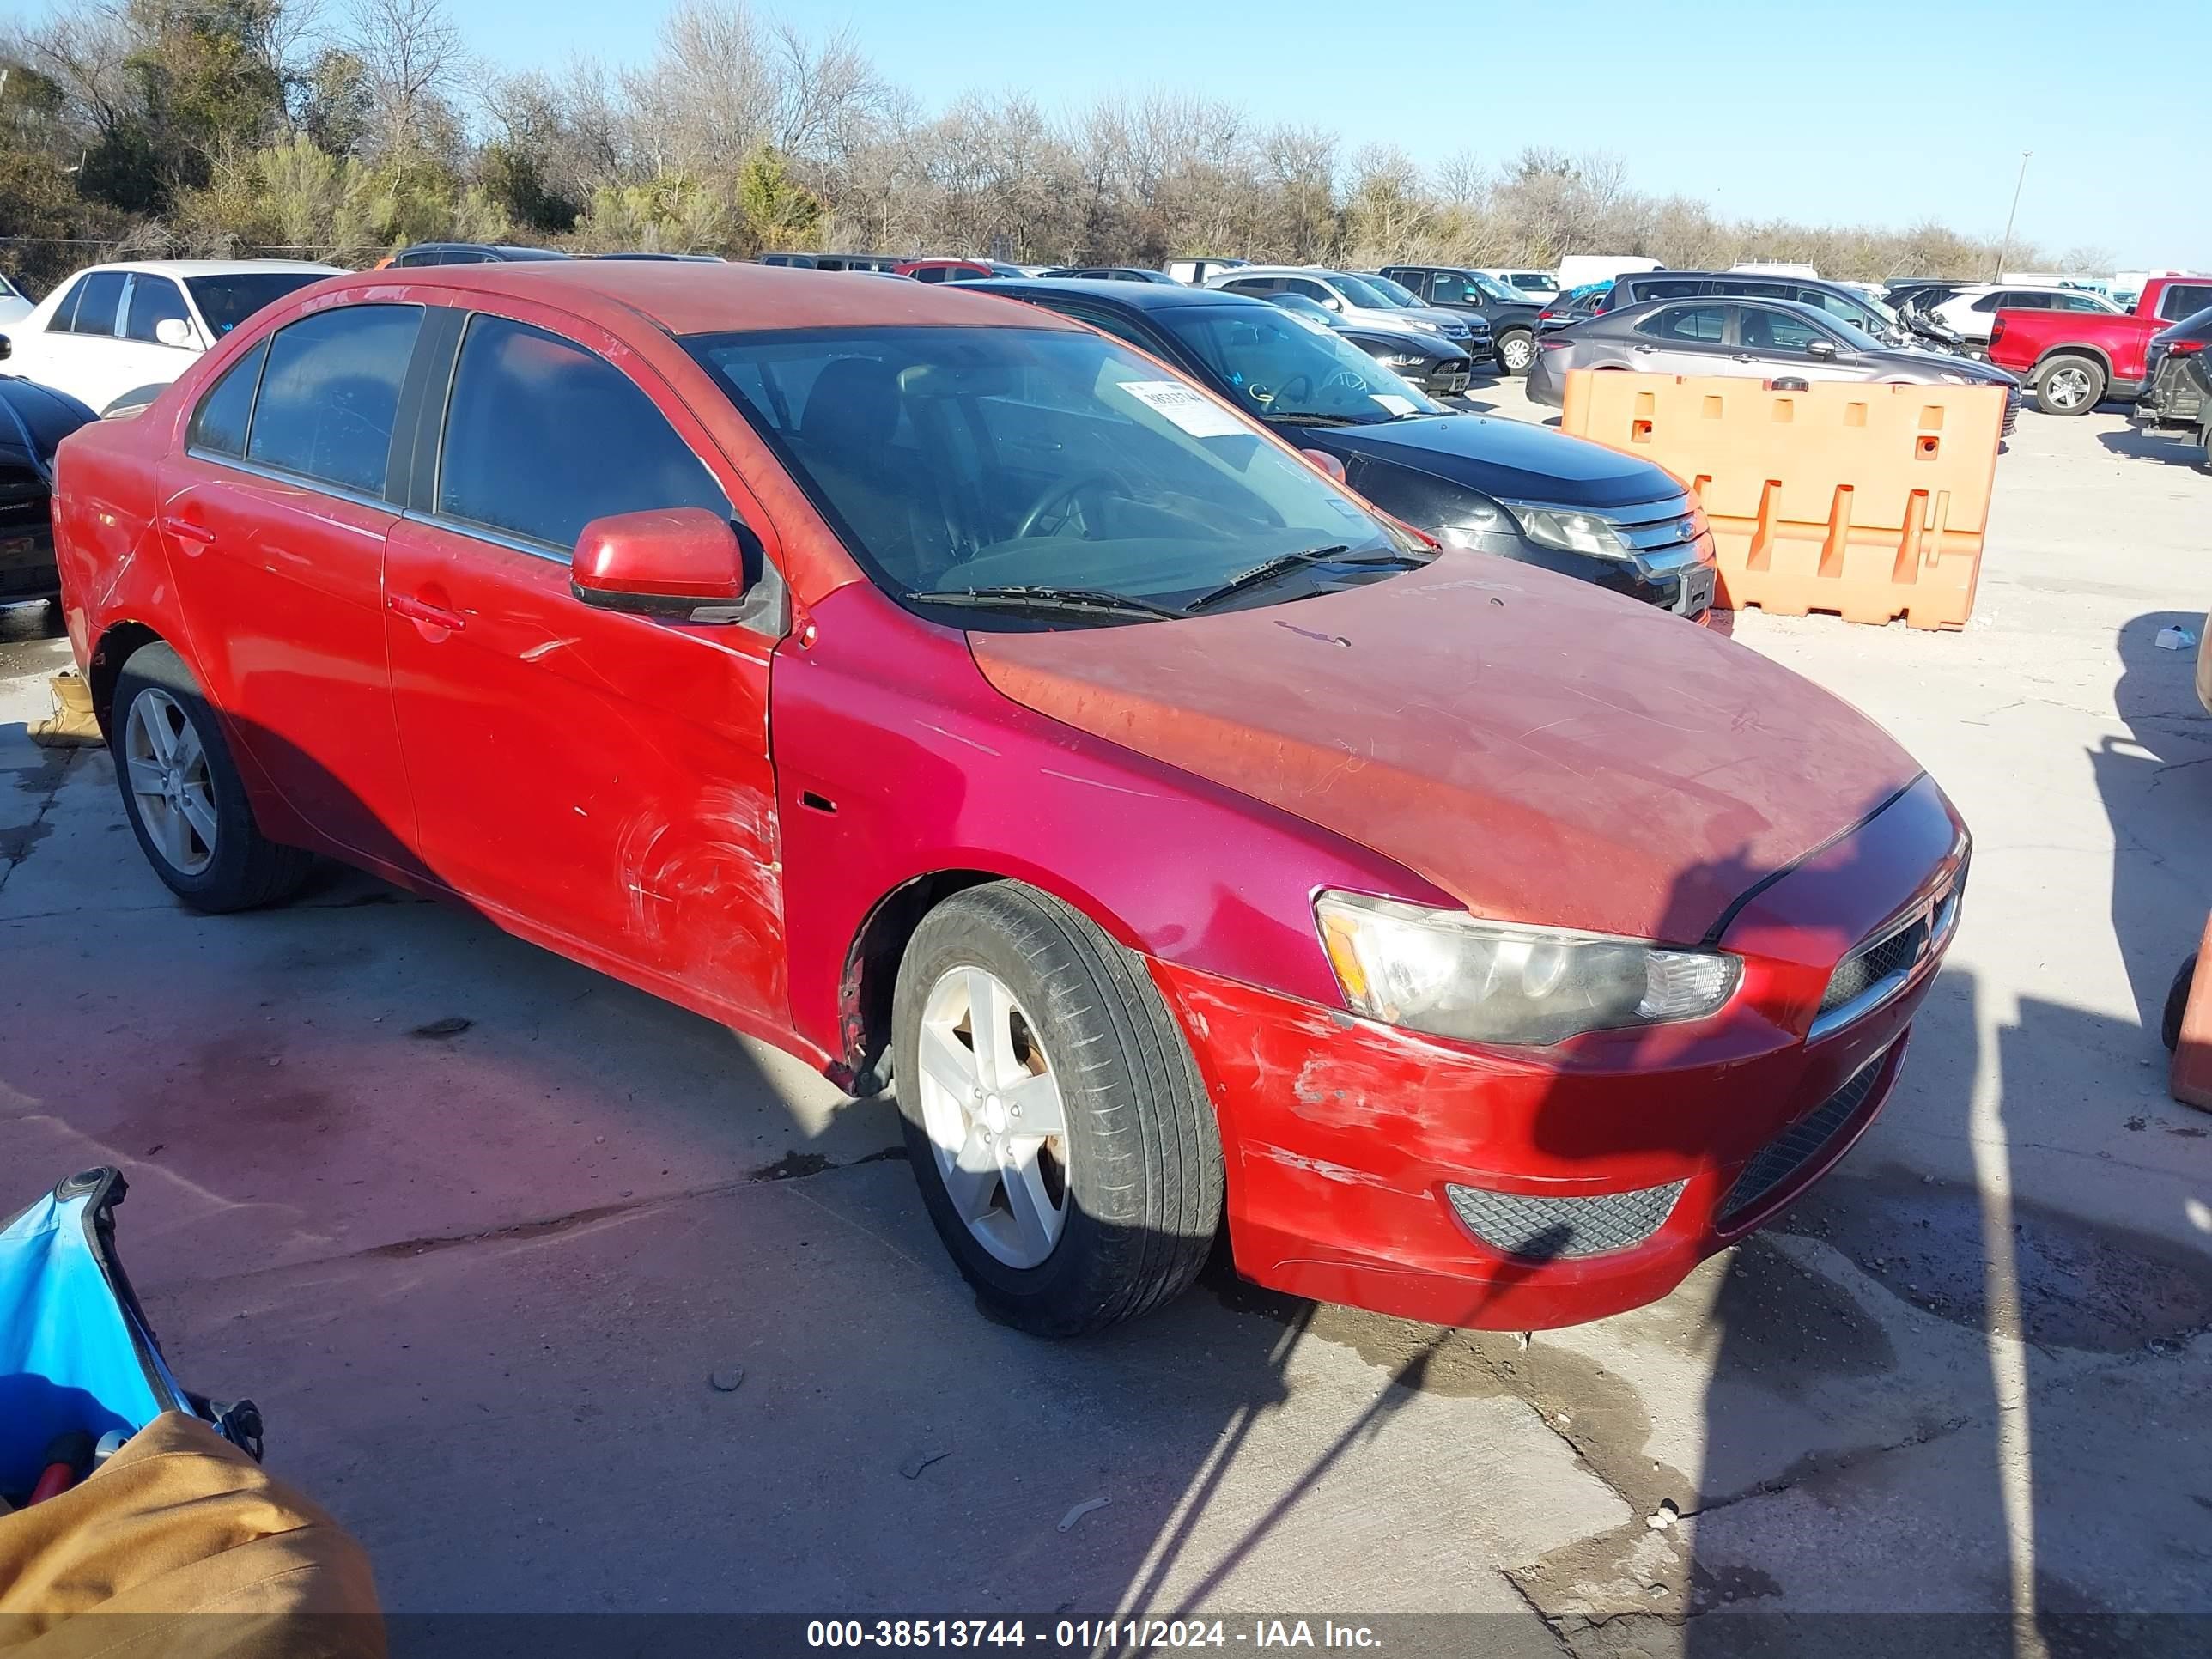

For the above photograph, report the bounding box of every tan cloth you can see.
[0,1413,383,1659]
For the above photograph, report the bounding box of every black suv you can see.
[968,280,1719,618]
[1376,266,1547,376]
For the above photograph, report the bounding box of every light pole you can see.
[1995,151,2031,280]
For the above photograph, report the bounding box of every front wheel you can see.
[2033,354,2105,416]
[111,643,314,912]
[892,882,1224,1335]
[1497,329,1536,376]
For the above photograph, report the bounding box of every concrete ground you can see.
[3,383,2209,1654]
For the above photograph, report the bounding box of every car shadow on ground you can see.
[2094,425,2204,466]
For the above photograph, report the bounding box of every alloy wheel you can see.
[914,964,1072,1268]
[124,687,217,876]
[2047,367,2092,410]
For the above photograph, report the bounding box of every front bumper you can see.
[1411,362,1472,395]
[1153,775,1966,1330]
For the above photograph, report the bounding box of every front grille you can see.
[2002,390,2021,436]
[1447,1179,1686,1261]
[1593,492,1706,569]
[1819,914,1929,1015]
[1718,1051,1887,1224]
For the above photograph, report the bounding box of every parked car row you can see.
[43,258,1968,1339]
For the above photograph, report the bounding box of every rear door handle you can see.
[161,515,216,545]
[389,592,466,632]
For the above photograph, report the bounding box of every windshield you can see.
[1324,273,1395,308]
[687,325,1416,623]
[1365,276,1424,307]
[1814,311,1886,352]
[1156,304,1444,426]
[185,272,330,337]
[1267,292,1340,324]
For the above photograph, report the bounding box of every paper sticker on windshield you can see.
[1371,394,1419,416]
[1118,380,1249,437]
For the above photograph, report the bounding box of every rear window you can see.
[246,303,422,495]
[185,272,330,337]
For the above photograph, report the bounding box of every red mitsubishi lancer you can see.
[52,262,1966,1335]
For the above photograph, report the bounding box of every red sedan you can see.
[52,264,1966,1335]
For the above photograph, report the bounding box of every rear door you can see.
[381,301,788,1027]
[28,271,130,410]
[157,302,426,872]
[1627,301,1735,375]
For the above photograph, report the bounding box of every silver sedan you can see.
[1528,296,2020,430]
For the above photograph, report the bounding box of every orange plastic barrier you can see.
[1559,371,2007,630]
[2172,915,2212,1113]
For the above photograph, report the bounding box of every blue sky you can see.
[452,0,2208,270]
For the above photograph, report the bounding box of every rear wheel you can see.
[1497,328,1536,376]
[2033,354,2105,416]
[891,882,1223,1334]
[110,643,313,912]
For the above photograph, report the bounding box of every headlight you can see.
[1937,371,1972,386]
[1382,352,1426,368]
[1315,891,1741,1046]
[1507,505,1632,558]
[1433,492,1517,549]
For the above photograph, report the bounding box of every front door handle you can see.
[1733,353,1756,362]
[389,592,466,632]
[160,515,216,545]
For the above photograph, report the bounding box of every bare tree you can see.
[344,0,470,158]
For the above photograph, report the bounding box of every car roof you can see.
[967,278,1262,313]
[328,260,1085,336]
[55,259,345,278]
[1603,295,1842,326]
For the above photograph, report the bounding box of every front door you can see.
[381,303,787,1029]
[1735,305,1862,383]
[156,301,426,874]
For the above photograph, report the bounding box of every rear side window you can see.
[1639,305,1727,343]
[909,266,947,283]
[2160,283,2212,320]
[63,271,127,337]
[188,338,270,458]
[246,304,422,495]
[124,276,191,343]
[436,314,729,555]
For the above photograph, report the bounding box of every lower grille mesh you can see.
[1719,1053,1887,1224]
[1447,1179,1686,1261]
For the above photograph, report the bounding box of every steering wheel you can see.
[1013,470,1134,540]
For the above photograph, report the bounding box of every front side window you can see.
[1740,307,1836,352]
[438,314,729,554]
[246,303,422,495]
[688,325,1418,623]
[1639,305,1726,343]
[188,339,270,458]
[64,271,127,337]
[1153,304,1443,425]
[124,276,191,344]
[910,266,948,283]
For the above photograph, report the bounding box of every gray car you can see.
[1528,296,2020,431]
[1204,266,1477,350]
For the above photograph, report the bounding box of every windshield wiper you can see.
[1183,545,1421,614]
[1255,410,1372,426]
[907,584,1182,622]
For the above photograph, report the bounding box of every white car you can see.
[0,274,33,330]
[1475,268,1560,304]
[1202,266,1472,344]
[1922,283,2122,345]
[0,260,343,415]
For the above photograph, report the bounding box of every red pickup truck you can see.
[1988,275,2212,416]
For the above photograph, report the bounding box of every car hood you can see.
[1313,412,1683,510]
[968,553,1923,944]
[1339,325,1454,358]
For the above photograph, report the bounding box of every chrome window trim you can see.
[181,448,398,516]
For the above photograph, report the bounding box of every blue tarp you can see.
[0,1170,187,1496]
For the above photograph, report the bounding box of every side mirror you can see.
[155,318,196,349]
[0,334,10,362]
[1804,339,1839,361]
[1322,296,1344,311]
[1300,448,1346,482]
[572,507,750,621]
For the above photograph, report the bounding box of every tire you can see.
[2165,953,2199,1053]
[1497,329,1536,377]
[110,642,314,912]
[2033,354,2106,416]
[891,881,1224,1335]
